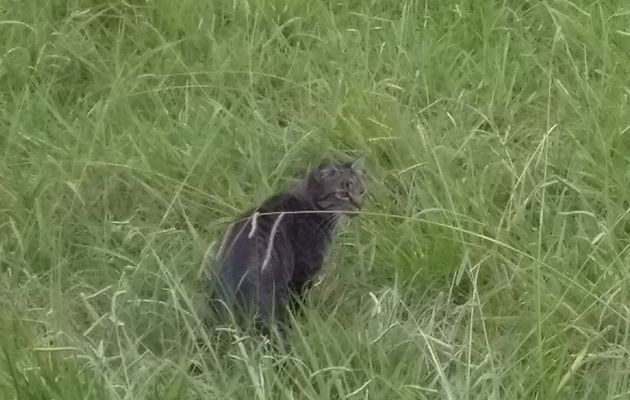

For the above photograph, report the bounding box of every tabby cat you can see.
[207,159,366,336]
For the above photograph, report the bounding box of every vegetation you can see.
[2,0,630,398]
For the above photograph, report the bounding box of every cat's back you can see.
[213,210,258,291]
[213,193,299,288]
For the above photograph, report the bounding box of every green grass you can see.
[2,0,630,398]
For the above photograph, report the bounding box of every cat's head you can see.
[302,159,366,215]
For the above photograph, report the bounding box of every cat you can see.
[207,159,366,337]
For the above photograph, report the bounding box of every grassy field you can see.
[2,0,630,398]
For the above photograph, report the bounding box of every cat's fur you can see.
[207,159,366,335]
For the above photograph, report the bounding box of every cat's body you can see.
[208,160,366,335]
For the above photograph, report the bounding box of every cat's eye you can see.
[318,166,338,180]
[335,191,350,200]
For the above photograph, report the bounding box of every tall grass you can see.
[1,0,630,398]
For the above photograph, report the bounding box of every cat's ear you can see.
[314,163,338,181]
[350,156,363,168]
[349,156,366,175]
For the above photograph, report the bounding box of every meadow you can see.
[2,0,630,398]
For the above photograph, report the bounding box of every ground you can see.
[2,0,630,399]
